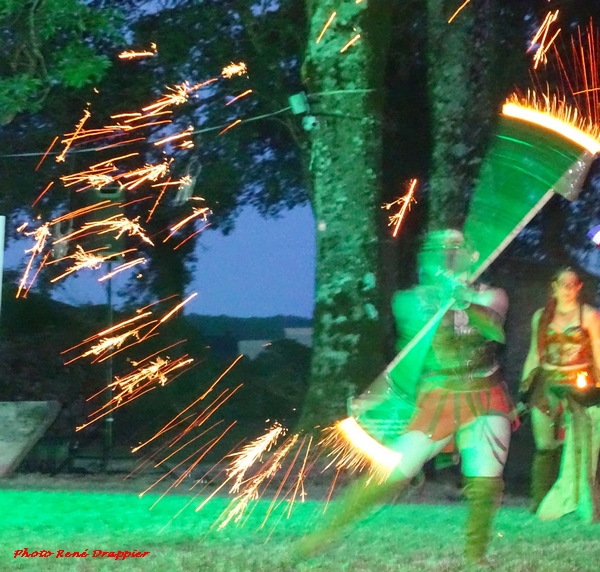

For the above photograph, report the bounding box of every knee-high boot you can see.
[464,476,504,563]
[294,474,407,560]
[530,448,561,513]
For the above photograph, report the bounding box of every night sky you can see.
[3,205,316,318]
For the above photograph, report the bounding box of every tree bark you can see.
[299,0,391,428]
[427,0,500,230]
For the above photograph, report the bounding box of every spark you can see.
[98,258,146,282]
[218,119,242,136]
[448,0,471,24]
[222,62,247,79]
[77,355,195,431]
[164,207,211,241]
[142,81,212,115]
[340,34,361,53]
[35,136,58,171]
[226,90,253,106]
[56,110,91,162]
[503,92,600,154]
[147,178,170,222]
[179,140,194,149]
[382,179,418,237]
[118,43,157,60]
[32,181,54,207]
[49,245,134,283]
[153,126,194,146]
[529,10,561,69]
[174,222,211,250]
[17,223,51,298]
[119,159,172,190]
[54,214,155,246]
[316,12,337,44]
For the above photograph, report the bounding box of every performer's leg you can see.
[530,406,562,512]
[457,415,510,563]
[294,431,451,559]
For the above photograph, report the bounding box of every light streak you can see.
[49,245,135,283]
[382,178,418,237]
[448,0,471,24]
[119,159,172,190]
[174,222,211,250]
[56,110,91,162]
[147,178,170,222]
[222,62,247,78]
[340,34,361,53]
[529,10,561,69]
[153,126,194,146]
[502,92,600,154]
[98,258,146,282]
[17,223,51,298]
[316,12,337,44]
[32,181,54,207]
[218,119,242,135]
[54,214,155,246]
[35,136,58,171]
[164,207,210,241]
[226,89,253,106]
[118,43,157,60]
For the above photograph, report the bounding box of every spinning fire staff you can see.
[296,96,599,563]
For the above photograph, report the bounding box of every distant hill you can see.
[185,314,312,341]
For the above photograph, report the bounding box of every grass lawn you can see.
[1,478,599,571]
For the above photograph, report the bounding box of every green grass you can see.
[1,480,599,571]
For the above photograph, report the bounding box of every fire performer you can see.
[520,268,600,521]
[296,229,517,564]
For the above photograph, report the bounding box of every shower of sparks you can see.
[226,89,253,106]
[77,354,195,431]
[16,223,51,298]
[382,178,418,237]
[340,34,361,53]
[503,91,600,154]
[54,214,155,246]
[529,10,561,69]
[132,355,245,454]
[120,159,172,190]
[316,12,336,44]
[448,0,471,24]
[142,81,211,115]
[48,245,135,283]
[118,43,157,60]
[221,62,247,79]
[218,119,242,136]
[56,110,91,162]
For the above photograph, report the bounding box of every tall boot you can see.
[293,473,407,560]
[464,476,504,564]
[530,448,561,513]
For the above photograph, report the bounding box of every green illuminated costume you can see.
[522,306,600,522]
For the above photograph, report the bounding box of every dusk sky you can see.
[4,205,316,318]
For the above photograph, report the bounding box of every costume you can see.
[522,305,600,521]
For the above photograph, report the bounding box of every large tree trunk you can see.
[427,0,500,230]
[299,1,391,428]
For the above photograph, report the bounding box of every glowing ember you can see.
[340,34,361,53]
[316,12,336,44]
[118,43,157,60]
[448,0,471,24]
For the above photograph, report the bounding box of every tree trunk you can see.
[427,0,500,230]
[299,0,391,428]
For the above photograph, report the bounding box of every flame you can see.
[576,371,589,389]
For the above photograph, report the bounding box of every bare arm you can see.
[520,308,542,392]
[583,305,600,378]
[459,286,508,343]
